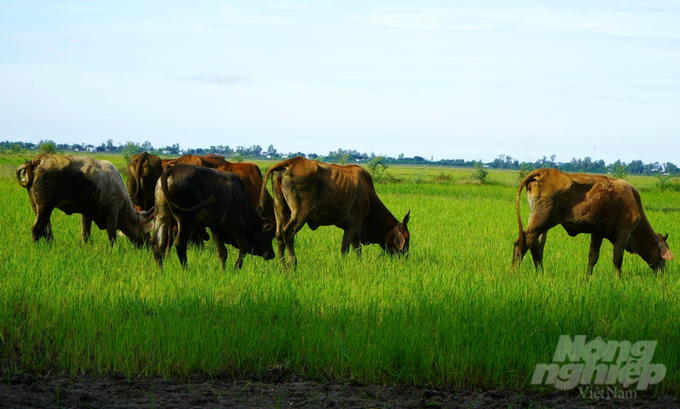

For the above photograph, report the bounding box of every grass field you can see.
[1,153,679,394]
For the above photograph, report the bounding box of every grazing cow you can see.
[512,168,674,277]
[258,156,410,266]
[16,154,153,245]
[165,154,275,221]
[126,152,163,212]
[152,164,275,269]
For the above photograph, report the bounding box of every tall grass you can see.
[0,155,679,393]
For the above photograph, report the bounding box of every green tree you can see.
[121,142,143,165]
[367,155,388,181]
[472,162,489,184]
[38,140,57,154]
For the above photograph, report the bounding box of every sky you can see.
[1,1,679,164]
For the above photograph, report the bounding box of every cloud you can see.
[357,10,508,31]
[217,5,297,26]
[183,73,251,85]
[595,94,649,104]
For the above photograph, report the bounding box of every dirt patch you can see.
[1,369,678,409]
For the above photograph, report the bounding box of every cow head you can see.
[119,207,155,246]
[386,210,410,256]
[249,217,275,260]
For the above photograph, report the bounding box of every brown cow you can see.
[259,156,410,266]
[512,168,674,277]
[165,154,275,221]
[126,152,163,212]
[152,164,275,269]
[16,154,153,245]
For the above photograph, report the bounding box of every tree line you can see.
[1,140,677,177]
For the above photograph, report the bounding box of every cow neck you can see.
[364,194,399,241]
[119,192,144,243]
[631,214,659,264]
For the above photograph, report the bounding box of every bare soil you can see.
[1,368,678,409]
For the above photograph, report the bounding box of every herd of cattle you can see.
[15,153,673,276]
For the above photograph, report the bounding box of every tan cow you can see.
[259,156,410,266]
[513,168,673,277]
[16,154,153,245]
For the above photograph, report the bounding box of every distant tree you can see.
[517,163,530,185]
[367,155,388,181]
[471,162,489,184]
[628,160,644,174]
[105,139,115,151]
[121,142,143,165]
[665,162,679,175]
[609,160,628,179]
[267,144,278,156]
[38,140,57,154]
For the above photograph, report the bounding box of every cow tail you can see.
[16,161,35,189]
[160,168,215,214]
[515,170,541,240]
[130,152,146,201]
[259,159,293,212]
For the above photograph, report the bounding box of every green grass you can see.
[1,154,680,394]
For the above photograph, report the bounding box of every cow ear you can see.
[139,207,155,223]
[662,247,674,260]
[659,235,674,260]
[262,217,274,232]
[142,222,154,233]
[402,209,410,226]
[394,230,405,251]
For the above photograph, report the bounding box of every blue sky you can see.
[1,1,679,163]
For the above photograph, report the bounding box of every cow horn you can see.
[402,209,410,226]
[663,233,669,242]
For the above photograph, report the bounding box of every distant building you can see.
[87,147,97,153]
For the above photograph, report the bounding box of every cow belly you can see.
[561,221,614,241]
[561,221,599,237]
[57,198,110,229]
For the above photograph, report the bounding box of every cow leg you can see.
[612,233,631,279]
[234,249,246,270]
[175,224,191,269]
[530,231,548,270]
[282,215,307,267]
[153,223,170,267]
[513,228,550,271]
[588,234,603,276]
[341,227,362,257]
[81,215,92,244]
[105,213,119,245]
[352,238,362,257]
[211,231,229,270]
[32,206,54,242]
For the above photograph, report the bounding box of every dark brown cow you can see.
[152,164,275,269]
[126,152,162,212]
[513,168,674,277]
[16,154,153,245]
[165,154,275,221]
[259,156,410,266]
